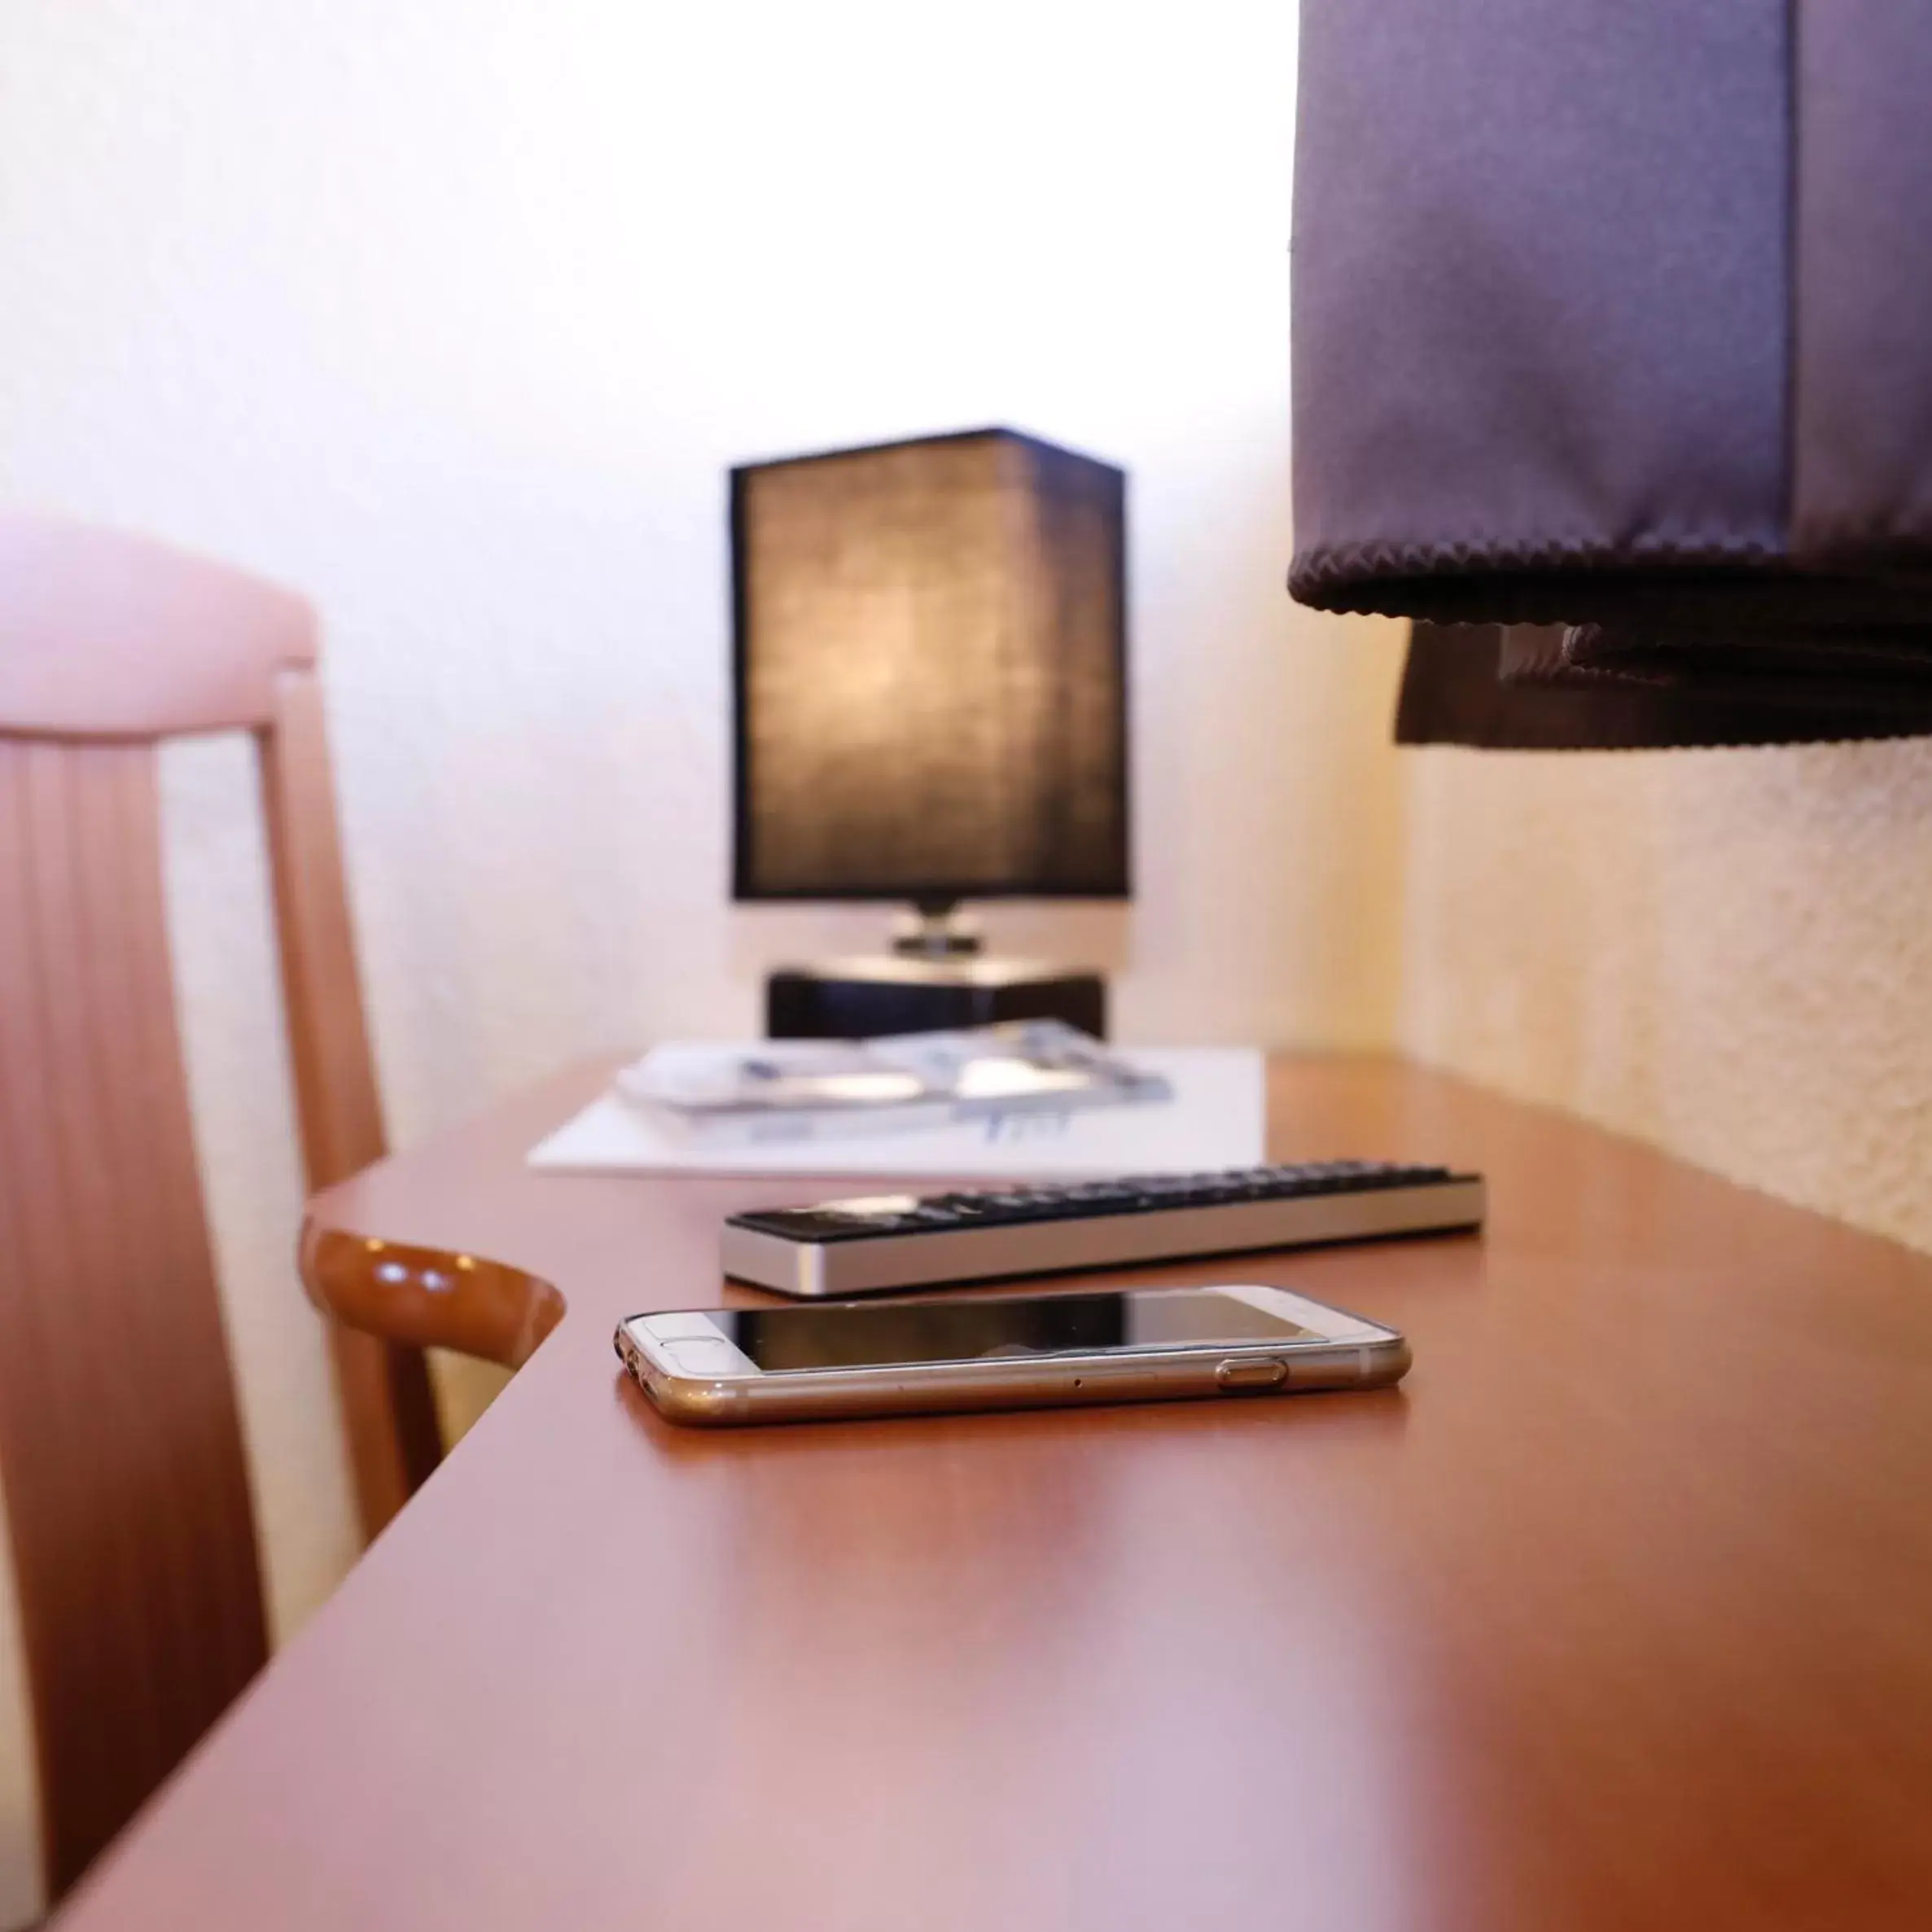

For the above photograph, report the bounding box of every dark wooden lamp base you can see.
[765,958,1107,1040]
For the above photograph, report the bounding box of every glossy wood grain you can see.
[300,1225,563,1370]
[261,667,442,1529]
[0,738,267,1895]
[50,1054,1932,1931]
[0,519,436,1900]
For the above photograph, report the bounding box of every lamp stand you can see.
[890,898,983,959]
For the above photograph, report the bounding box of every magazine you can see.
[613,1021,1172,1146]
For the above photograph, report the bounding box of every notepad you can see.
[526,1047,1265,1180]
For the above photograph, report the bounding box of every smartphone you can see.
[614,1282,1408,1426]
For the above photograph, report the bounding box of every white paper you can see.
[527,1047,1264,1179]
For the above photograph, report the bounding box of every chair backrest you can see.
[0,517,440,1896]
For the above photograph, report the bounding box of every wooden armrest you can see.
[299,1221,566,1370]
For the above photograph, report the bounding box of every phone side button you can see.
[1215,1357,1289,1391]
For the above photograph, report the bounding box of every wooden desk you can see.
[53,1057,1932,1930]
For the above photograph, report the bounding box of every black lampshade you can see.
[731,427,1129,903]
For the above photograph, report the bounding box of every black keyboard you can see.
[721,1161,1485,1297]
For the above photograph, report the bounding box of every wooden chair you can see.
[0,516,442,1899]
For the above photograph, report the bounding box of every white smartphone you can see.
[614,1282,1409,1427]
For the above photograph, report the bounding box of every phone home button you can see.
[1216,1357,1289,1391]
[668,1339,746,1376]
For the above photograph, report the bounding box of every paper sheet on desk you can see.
[526,1048,1264,1178]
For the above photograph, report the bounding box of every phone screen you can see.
[660,1289,1328,1374]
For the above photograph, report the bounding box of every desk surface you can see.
[55,1056,1932,1930]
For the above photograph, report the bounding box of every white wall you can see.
[0,3,1405,1917]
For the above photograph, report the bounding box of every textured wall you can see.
[1400,739,1932,1251]
[0,3,1407,1920]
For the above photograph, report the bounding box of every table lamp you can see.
[733,427,1128,1039]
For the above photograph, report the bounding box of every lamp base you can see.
[766,956,1107,1041]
